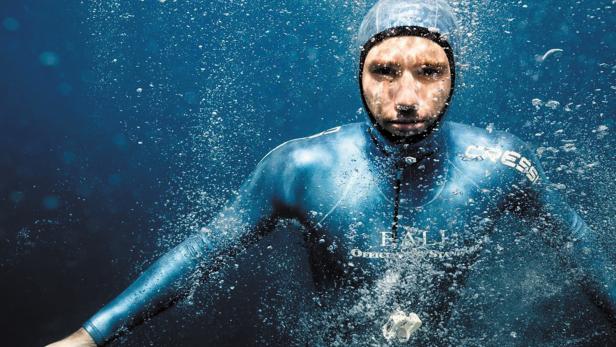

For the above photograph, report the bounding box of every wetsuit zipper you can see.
[391,162,403,240]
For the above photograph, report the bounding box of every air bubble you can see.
[544,100,560,109]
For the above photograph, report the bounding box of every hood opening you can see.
[356,0,459,145]
[358,26,456,145]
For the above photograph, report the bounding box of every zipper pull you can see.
[403,156,417,165]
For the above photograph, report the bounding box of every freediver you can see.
[48,0,616,345]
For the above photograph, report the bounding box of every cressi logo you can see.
[463,145,540,183]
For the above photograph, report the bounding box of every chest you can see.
[298,159,506,280]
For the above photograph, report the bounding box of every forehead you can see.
[365,36,448,64]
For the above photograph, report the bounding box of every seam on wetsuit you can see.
[316,172,358,227]
[447,159,481,190]
[82,321,104,346]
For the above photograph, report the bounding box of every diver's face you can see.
[362,36,452,138]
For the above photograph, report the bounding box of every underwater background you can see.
[1,0,614,346]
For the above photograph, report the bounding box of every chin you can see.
[387,125,428,138]
[395,130,424,138]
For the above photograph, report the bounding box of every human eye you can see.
[370,64,399,78]
[419,64,445,79]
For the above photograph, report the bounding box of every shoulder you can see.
[257,122,366,172]
[444,121,528,152]
[246,123,366,204]
[444,121,542,185]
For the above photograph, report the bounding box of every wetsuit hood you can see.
[357,0,459,146]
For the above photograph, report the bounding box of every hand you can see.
[45,328,97,347]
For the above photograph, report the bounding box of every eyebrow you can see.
[368,60,400,66]
[416,61,449,69]
[368,59,448,68]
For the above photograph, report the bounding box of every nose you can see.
[395,72,419,117]
[396,103,417,117]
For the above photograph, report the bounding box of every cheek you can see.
[386,84,396,102]
[440,78,452,98]
[363,80,385,108]
[430,81,451,104]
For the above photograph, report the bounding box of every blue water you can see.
[1,1,614,346]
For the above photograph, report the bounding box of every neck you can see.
[366,120,445,162]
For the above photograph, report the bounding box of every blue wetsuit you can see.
[81,0,615,344]
[82,120,616,345]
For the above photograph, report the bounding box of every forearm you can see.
[511,143,616,321]
[46,328,96,347]
[519,178,616,320]
[80,149,284,345]
[562,214,616,319]
[536,198,616,319]
[82,232,212,346]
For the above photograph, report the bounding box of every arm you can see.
[45,328,96,347]
[513,145,616,321]
[56,147,293,346]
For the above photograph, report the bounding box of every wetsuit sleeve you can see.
[514,147,616,320]
[81,150,291,345]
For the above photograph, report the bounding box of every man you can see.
[49,0,616,345]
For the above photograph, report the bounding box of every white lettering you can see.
[401,231,417,247]
[464,145,484,160]
[484,147,503,162]
[526,166,539,183]
[381,232,395,247]
[516,156,531,173]
[349,243,484,260]
[501,150,521,168]
[464,145,540,184]
[399,227,446,248]
[439,230,448,244]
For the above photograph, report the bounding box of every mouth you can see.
[387,119,425,131]
[389,119,422,124]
